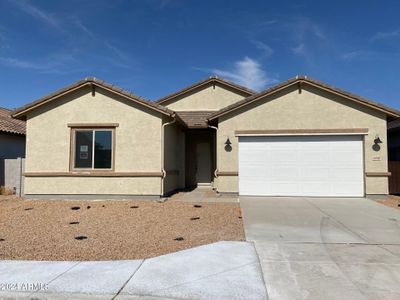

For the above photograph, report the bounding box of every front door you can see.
[196,142,211,185]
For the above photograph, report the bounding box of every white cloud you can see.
[340,50,376,61]
[288,17,326,62]
[0,57,49,70]
[212,57,277,91]
[371,30,400,42]
[0,54,80,74]
[71,18,95,38]
[14,0,58,27]
[0,27,8,50]
[9,1,134,71]
[250,40,274,57]
[292,43,306,55]
[104,41,129,61]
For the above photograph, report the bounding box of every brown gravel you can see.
[0,197,244,261]
[377,195,400,210]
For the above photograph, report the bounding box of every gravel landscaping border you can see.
[377,195,400,210]
[0,197,244,260]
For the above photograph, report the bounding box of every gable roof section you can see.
[208,76,400,120]
[0,107,26,135]
[175,111,217,128]
[156,76,256,105]
[12,77,175,119]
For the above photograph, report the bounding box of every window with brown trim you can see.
[71,128,114,170]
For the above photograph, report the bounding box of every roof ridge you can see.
[12,77,174,118]
[156,76,256,104]
[207,76,400,120]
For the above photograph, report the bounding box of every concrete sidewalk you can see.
[0,241,267,299]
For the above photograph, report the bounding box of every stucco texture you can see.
[163,83,247,111]
[216,84,389,195]
[163,121,185,194]
[24,86,165,196]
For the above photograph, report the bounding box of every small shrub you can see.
[0,186,14,196]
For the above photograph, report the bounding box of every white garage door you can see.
[238,135,364,197]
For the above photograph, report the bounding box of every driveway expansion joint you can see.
[112,259,145,300]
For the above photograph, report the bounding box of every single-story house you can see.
[12,76,400,199]
[0,107,26,188]
[388,119,400,194]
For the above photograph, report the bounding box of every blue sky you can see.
[1,0,400,110]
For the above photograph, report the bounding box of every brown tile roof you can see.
[156,76,256,105]
[12,77,175,119]
[0,107,26,135]
[176,111,217,128]
[208,76,400,120]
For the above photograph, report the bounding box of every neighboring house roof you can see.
[12,77,175,119]
[176,111,217,128]
[156,76,256,105]
[208,76,400,120]
[0,107,26,135]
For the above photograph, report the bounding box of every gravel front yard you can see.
[0,197,244,260]
[377,195,400,210]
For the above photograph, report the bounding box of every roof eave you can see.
[207,78,400,121]
[156,77,256,105]
[0,130,25,136]
[12,80,174,119]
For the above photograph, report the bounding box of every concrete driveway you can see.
[240,197,400,300]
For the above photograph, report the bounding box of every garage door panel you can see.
[239,135,364,197]
[299,151,330,162]
[300,182,333,195]
[240,180,268,195]
[333,152,362,163]
[300,167,331,179]
[269,182,302,195]
[272,151,299,162]
[269,167,300,180]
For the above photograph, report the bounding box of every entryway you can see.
[184,129,215,188]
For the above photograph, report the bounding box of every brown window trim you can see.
[165,170,179,176]
[365,172,391,177]
[68,123,119,128]
[217,171,238,176]
[24,172,163,177]
[69,127,116,172]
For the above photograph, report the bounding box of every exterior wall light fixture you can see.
[224,137,232,152]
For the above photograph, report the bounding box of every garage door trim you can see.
[235,128,369,136]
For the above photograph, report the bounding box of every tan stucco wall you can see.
[163,83,247,111]
[163,121,185,194]
[24,86,164,195]
[216,85,389,195]
[25,177,161,195]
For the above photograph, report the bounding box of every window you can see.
[72,129,113,170]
